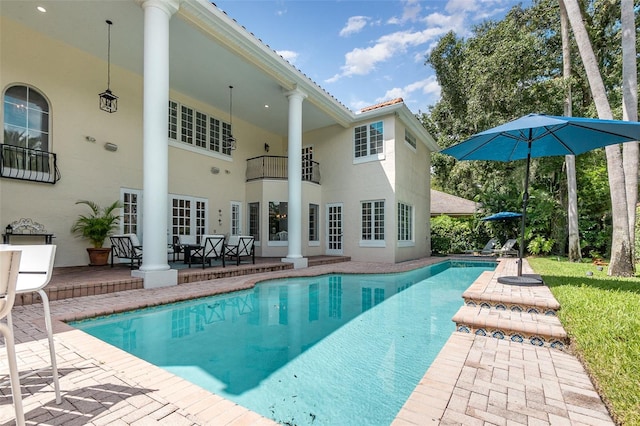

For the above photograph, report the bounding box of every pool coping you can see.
[3,256,614,425]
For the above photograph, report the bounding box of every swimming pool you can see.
[72,260,494,425]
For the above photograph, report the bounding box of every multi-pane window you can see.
[302,146,314,181]
[354,121,383,158]
[2,85,54,180]
[405,129,416,149]
[209,117,221,153]
[168,100,231,156]
[3,85,49,151]
[195,111,207,148]
[168,101,178,139]
[269,201,288,241]
[222,121,232,156]
[309,203,319,242]
[248,202,260,242]
[180,105,193,144]
[397,202,413,242]
[121,191,140,236]
[230,202,241,235]
[361,200,385,242]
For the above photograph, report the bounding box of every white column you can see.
[132,0,179,288]
[282,88,308,269]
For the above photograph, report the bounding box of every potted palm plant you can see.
[71,200,122,266]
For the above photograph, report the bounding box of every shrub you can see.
[430,215,476,254]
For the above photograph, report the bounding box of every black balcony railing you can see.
[246,155,320,184]
[0,144,61,184]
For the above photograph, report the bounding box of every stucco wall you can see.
[1,18,283,266]
[304,116,399,263]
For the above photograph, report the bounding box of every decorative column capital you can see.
[284,86,308,101]
[136,0,180,16]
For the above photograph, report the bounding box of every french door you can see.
[326,203,343,255]
[170,195,207,244]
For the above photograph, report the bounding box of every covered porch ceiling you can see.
[1,0,354,137]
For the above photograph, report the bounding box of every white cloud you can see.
[327,27,449,82]
[277,50,298,64]
[340,16,369,37]
[376,76,441,105]
[388,0,422,25]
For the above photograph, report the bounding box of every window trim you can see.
[397,201,415,247]
[353,120,385,164]
[168,99,233,161]
[360,199,386,247]
[267,201,288,246]
[308,203,320,247]
[404,128,417,152]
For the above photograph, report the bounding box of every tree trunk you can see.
[560,0,581,262]
[563,0,634,276]
[621,0,638,263]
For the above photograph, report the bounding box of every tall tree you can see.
[560,0,581,262]
[563,0,634,276]
[621,0,638,261]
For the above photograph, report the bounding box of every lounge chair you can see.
[493,239,518,257]
[464,238,498,255]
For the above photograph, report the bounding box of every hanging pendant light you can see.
[225,85,237,151]
[99,20,118,113]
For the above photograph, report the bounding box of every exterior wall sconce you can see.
[211,166,220,174]
[99,20,118,113]
[104,142,118,152]
[264,143,270,152]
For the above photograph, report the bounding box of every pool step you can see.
[452,305,568,349]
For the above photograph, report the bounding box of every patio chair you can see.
[0,250,25,425]
[463,238,498,255]
[110,234,142,269]
[225,235,255,266]
[3,245,62,406]
[169,235,181,262]
[493,239,518,257]
[188,234,225,269]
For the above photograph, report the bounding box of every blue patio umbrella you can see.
[441,113,640,285]
[481,211,522,221]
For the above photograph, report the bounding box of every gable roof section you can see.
[360,98,404,113]
[430,189,479,217]
[357,99,439,152]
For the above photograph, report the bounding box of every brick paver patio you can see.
[1,257,613,425]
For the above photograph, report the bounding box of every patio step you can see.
[462,271,560,315]
[452,305,568,350]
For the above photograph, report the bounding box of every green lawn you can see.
[528,257,640,426]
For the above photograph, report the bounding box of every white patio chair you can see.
[0,250,25,426]
[3,245,61,405]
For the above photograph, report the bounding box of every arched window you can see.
[3,85,50,151]
[2,85,58,183]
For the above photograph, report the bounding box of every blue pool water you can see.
[72,260,494,425]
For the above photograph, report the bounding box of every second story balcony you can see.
[246,155,321,184]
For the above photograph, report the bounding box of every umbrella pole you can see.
[518,145,531,277]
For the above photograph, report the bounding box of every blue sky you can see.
[214,0,532,114]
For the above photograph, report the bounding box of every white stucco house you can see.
[0,0,438,287]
